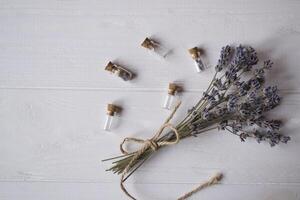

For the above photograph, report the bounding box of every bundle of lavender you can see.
[103,45,290,199]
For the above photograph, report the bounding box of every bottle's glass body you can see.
[163,94,174,110]
[194,58,205,72]
[104,114,113,131]
[153,45,170,58]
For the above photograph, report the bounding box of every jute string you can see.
[119,101,222,199]
[119,101,181,200]
[177,172,223,200]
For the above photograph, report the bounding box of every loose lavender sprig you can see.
[103,45,290,177]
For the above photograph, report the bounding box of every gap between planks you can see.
[0,86,298,94]
[0,180,299,186]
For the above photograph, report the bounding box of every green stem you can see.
[102,153,134,162]
[176,72,218,130]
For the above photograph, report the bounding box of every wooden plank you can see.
[0,89,298,184]
[0,182,299,200]
[0,0,299,91]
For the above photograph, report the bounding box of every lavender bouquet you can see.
[103,45,290,199]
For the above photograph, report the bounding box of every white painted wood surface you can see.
[0,0,300,199]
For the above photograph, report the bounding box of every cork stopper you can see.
[107,104,122,116]
[168,83,182,95]
[141,37,155,50]
[105,62,116,72]
[188,47,201,59]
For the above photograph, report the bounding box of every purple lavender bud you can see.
[266,94,281,108]
[239,82,250,96]
[227,95,238,112]
[250,78,261,90]
[263,60,273,69]
[247,91,258,104]
[233,45,258,69]
[255,68,265,76]
[280,135,291,143]
[216,45,232,72]
[263,86,278,97]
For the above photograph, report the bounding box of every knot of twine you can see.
[120,122,180,155]
[119,101,182,200]
[118,101,222,200]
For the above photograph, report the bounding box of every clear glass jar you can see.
[104,114,114,131]
[163,93,174,110]
[141,37,171,58]
[103,104,121,131]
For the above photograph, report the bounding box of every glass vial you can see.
[163,83,181,110]
[105,62,134,81]
[194,57,205,72]
[141,37,170,58]
[104,114,113,131]
[188,47,205,72]
[103,104,121,131]
[163,93,174,110]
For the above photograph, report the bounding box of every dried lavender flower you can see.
[216,45,232,72]
[264,60,273,69]
[233,45,258,68]
[104,45,291,190]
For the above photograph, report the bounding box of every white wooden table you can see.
[0,0,300,199]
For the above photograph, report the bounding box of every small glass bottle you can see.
[163,83,181,110]
[141,37,170,58]
[188,47,205,72]
[104,104,121,131]
[105,62,134,81]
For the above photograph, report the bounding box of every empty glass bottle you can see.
[141,37,170,58]
[163,83,182,110]
[104,104,121,131]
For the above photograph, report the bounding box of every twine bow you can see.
[118,101,222,200]
[119,101,182,200]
